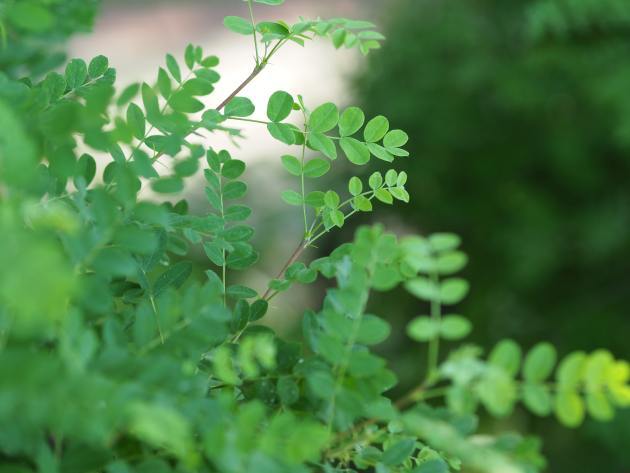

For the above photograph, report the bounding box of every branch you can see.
[262,238,308,300]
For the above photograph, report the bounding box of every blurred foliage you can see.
[0,0,100,77]
[355,0,630,471]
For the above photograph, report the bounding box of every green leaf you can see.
[440,315,471,340]
[277,377,300,406]
[281,155,302,176]
[126,103,146,140]
[309,102,339,133]
[223,181,248,199]
[250,299,269,321]
[330,210,344,227]
[141,83,160,121]
[222,160,246,179]
[390,187,410,203]
[281,190,303,206]
[203,242,224,266]
[166,53,182,82]
[88,55,109,78]
[340,137,370,165]
[74,153,96,187]
[405,277,439,301]
[356,315,391,345]
[305,191,326,208]
[428,233,461,252]
[436,251,467,274]
[439,278,469,304]
[308,133,337,159]
[224,16,254,35]
[157,68,172,98]
[353,195,372,211]
[557,352,587,390]
[489,339,522,377]
[339,106,365,136]
[381,438,416,466]
[363,115,389,142]
[383,129,409,148]
[348,177,363,196]
[65,59,88,89]
[522,383,553,416]
[268,123,297,145]
[184,43,196,69]
[374,188,393,204]
[477,370,517,417]
[225,96,255,117]
[226,285,257,299]
[151,177,184,194]
[369,172,383,189]
[303,158,330,178]
[8,3,54,32]
[223,225,254,242]
[267,90,294,122]
[367,142,394,162]
[183,78,214,96]
[324,190,340,208]
[523,343,557,383]
[153,261,193,296]
[169,90,204,113]
[586,390,614,421]
[407,316,439,342]
[555,389,585,427]
[225,205,252,221]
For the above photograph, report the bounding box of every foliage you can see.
[0,0,100,77]
[0,1,628,472]
[354,1,630,468]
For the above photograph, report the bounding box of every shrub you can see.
[0,1,628,472]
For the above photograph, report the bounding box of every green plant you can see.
[0,1,628,472]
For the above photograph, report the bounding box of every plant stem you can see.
[300,126,308,236]
[216,64,263,111]
[247,0,260,65]
[262,239,308,300]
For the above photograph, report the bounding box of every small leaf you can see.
[268,123,297,145]
[369,172,383,189]
[223,181,248,199]
[348,176,363,196]
[224,205,252,222]
[308,133,337,159]
[339,106,365,137]
[489,339,522,377]
[225,96,255,117]
[65,59,88,89]
[309,102,339,133]
[281,190,303,206]
[523,343,557,383]
[281,155,302,176]
[166,53,181,82]
[305,191,326,208]
[383,129,409,148]
[151,177,183,194]
[407,316,439,342]
[267,90,293,122]
[374,188,393,204]
[126,103,146,140]
[184,43,195,69]
[88,55,109,78]
[169,90,204,113]
[340,137,370,165]
[324,190,340,208]
[440,315,471,340]
[555,389,585,427]
[222,160,246,179]
[153,261,192,296]
[224,16,254,35]
[303,158,330,178]
[522,383,553,416]
[363,115,389,142]
[353,195,372,211]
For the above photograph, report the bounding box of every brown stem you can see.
[262,239,308,300]
[216,64,263,111]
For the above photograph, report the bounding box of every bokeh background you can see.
[15,0,630,470]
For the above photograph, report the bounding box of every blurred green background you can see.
[4,0,630,470]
